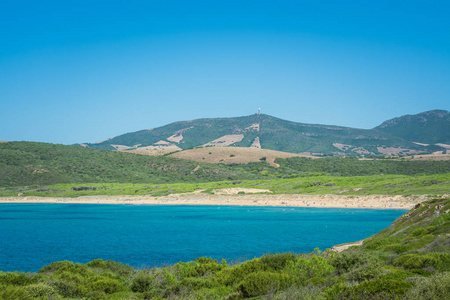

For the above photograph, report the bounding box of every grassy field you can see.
[1,198,448,299]
[1,173,448,198]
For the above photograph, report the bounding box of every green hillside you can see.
[82,113,440,156]
[0,142,267,187]
[1,142,450,189]
[375,109,450,145]
[1,198,448,299]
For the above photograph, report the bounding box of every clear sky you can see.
[1,1,449,145]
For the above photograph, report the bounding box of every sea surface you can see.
[0,204,406,272]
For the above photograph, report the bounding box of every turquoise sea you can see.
[0,204,406,272]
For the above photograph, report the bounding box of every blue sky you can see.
[1,1,449,144]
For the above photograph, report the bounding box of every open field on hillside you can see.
[398,153,450,161]
[169,147,316,167]
[129,146,450,165]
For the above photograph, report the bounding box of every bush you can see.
[287,256,334,280]
[216,258,266,286]
[23,283,56,298]
[0,286,31,300]
[332,277,412,299]
[395,253,450,269]
[260,253,298,271]
[329,250,369,275]
[239,271,291,297]
[271,284,326,300]
[105,260,133,276]
[182,257,224,277]
[87,258,108,269]
[130,272,154,293]
[88,277,122,294]
[180,277,219,290]
[0,272,32,286]
[404,272,450,300]
[345,261,387,282]
[51,279,78,298]
[39,260,92,277]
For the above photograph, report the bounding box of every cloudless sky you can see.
[1,1,449,144]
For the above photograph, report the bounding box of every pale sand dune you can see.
[0,193,438,210]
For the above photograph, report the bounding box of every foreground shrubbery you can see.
[1,199,448,299]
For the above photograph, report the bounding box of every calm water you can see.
[0,204,406,272]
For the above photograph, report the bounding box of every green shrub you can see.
[216,258,267,286]
[395,253,450,269]
[39,260,74,274]
[88,277,122,294]
[130,272,154,293]
[404,272,450,300]
[87,258,108,269]
[364,236,402,251]
[179,257,224,277]
[239,271,291,298]
[333,277,412,299]
[345,261,387,282]
[272,284,326,300]
[50,279,78,298]
[23,283,56,298]
[0,286,32,300]
[180,277,219,290]
[383,243,409,254]
[85,290,106,300]
[191,286,239,300]
[287,256,334,280]
[329,250,370,275]
[0,272,32,286]
[39,260,92,278]
[105,260,133,276]
[260,253,298,271]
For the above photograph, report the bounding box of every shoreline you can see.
[0,193,438,209]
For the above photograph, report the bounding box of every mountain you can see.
[375,109,450,145]
[81,112,447,157]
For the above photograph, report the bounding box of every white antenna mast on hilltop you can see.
[258,108,261,115]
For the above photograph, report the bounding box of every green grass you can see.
[1,173,449,198]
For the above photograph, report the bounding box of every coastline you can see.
[0,193,437,209]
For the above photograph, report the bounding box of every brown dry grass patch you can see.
[169,147,316,167]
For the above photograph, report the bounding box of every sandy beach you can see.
[0,192,441,209]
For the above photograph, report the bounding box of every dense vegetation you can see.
[83,113,442,156]
[276,156,450,177]
[1,142,449,189]
[0,142,266,187]
[1,198,448,299]
[375,109,450,144]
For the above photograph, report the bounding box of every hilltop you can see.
[80,110,449,157]
[375,109,450,145]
